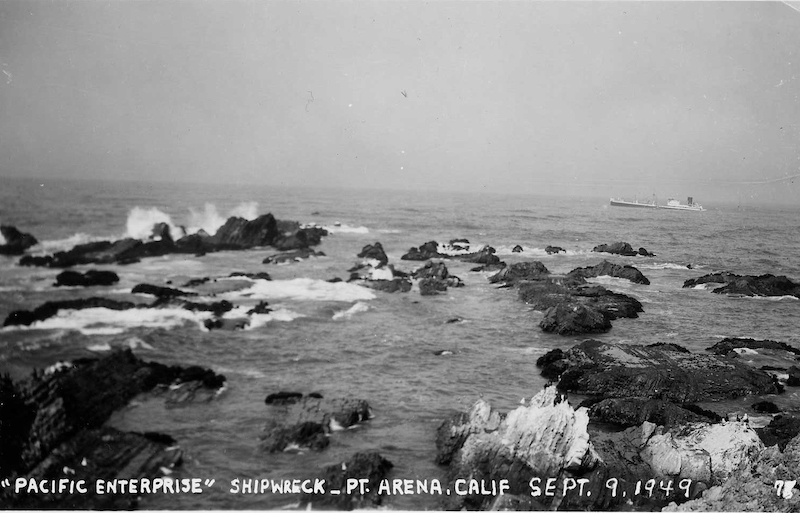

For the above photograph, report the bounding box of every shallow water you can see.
[1,176,799,509]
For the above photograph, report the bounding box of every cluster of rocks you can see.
[14,215,327,268]
[3,274,274,331]
[0,349,226,508]
[593,241,655,257]
[435,336,800,510]
[401,239,501,265]
[684,272,800,298]
[488,261,647,335]
[347,242,465,296]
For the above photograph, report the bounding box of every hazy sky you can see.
[1,1,799,203]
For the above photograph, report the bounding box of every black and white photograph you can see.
[1,0,800,510]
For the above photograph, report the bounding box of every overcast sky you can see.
[1,1,799,204]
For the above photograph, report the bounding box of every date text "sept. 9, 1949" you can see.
[530,478,693,499]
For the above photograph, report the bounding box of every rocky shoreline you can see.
[3,225,800,510]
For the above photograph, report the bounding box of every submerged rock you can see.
[0,225,38,255]
[537,339,782,402]
[262,248,325,264]
[260,396,371,452]
[567,260,651,285]
[301,452,393,510]
[54,269,120,287]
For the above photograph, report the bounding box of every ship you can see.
[659,197,706,211]
[609,196,705,211]
[609,196,658,209]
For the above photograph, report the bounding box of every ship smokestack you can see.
[688,196,693,205]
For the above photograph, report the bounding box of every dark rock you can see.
[131,283,196,299]
[449,238,469,245]
[567,260,650,285]
[262,248,325,264]
[302,452,393,510]
[539,302,612,335]
[592,241,638,256]
[707,337,800,356]
[537,339,783,402]
[0,349,223,478]
[273,229,311,251]
[359,278,412,293]
[512,244,523,253]
[181,299,234,317]
[712,274,800,297]
[150,222,174,243]
[683,271,739,288]
[229,271,272,281]
[401,240,445,260]
[247,301,272,315]
[54,269,120,287]
[0,225,38,255]
[419,277,448,296]
[4,297,138,327]
[584,398,724,428]
[446,317,464,324]
[357,242,389,266]
[470,262,506,273]
[456,246,500,265]
[260,396,371,452]
[545,245,566,254]
[182,276,211,287]
[207,214,279,248]
[18,255,54,267]
[265,391,304,405]
[327,277,343,283]
[638,247,655,257]
[755,415,800,450]
[752,401,781,413]
[488,261,550,285]
[789,366,800,386]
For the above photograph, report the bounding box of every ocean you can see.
[1,176,799,510]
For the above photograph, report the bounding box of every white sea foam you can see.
[87,342,113,351]
[246,308,304,330]
[44,361,74,375]
[126,207,182,240]
[369,266,394,280]
[4,307,211,334]
[36,233,104,254]
[323,223,369,234]
[126,337,155,350]
[639,263,692,271]
[377,228,402,234]
[333,302,371,320]
[0,230,5,245]
[741,295,800,301]
[187,202,259,235]
[223,278,376,302]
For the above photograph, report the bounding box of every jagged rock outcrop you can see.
[567,260,651,285]
[663,431,800,512]
[512,244,523,253]
[54,269,120,287]
[412,261,463,295]
[488,261,550,286]
[545,245,566,254]
[357,242,389,266]
[592,241,638,256]
[260,396,372,452]
[17,214,326,268]
[401,241,445,260]
[537,340,782,402]
[0,225,38,255]
[0,349,224,508]
[684,272,800,297]
[132,283,196,299]
[539,302,613,334]
[582,398,723,428]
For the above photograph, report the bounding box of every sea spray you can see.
[187,202,259,236]
[125,207,181,240]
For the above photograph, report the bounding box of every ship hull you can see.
[610,199,658,209]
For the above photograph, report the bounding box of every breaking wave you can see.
[125,202,261,240]
[323,223,369,234]
[332,302,371,320]
[223,278,376,302]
